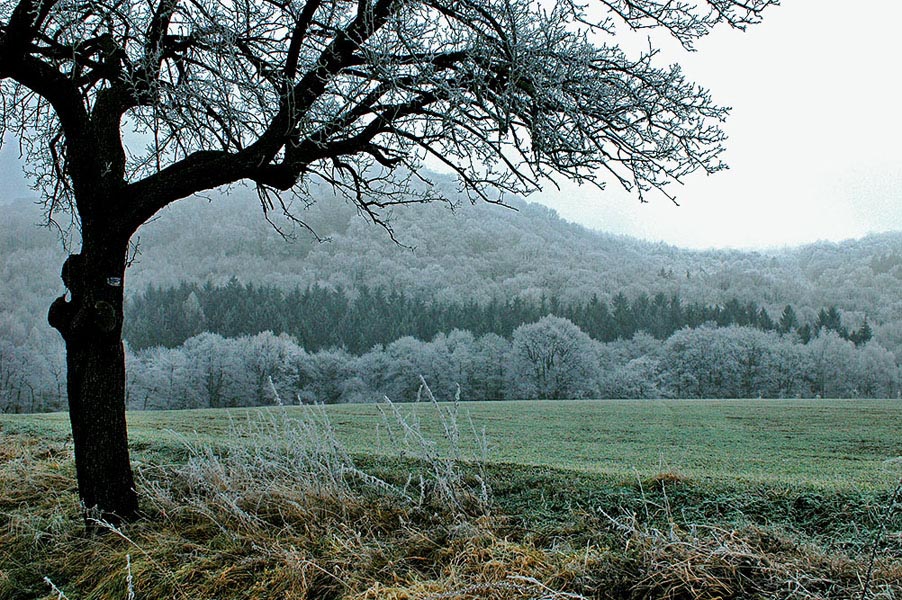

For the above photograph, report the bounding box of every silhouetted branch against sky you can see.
[531,0,902,248]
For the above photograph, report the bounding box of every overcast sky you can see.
[532,0,902,249]
[2,1,900,250]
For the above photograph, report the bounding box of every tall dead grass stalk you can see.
[377,376,490,517]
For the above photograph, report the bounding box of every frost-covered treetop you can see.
[1,0,775,233]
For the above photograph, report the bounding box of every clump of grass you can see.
[140,405,402,517]
[592,509,864,599]
[861,477,902,599]
[377,377,491,518]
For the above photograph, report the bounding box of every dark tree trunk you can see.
[48,235,138,525]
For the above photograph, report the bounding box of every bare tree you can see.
[0,0,777,522]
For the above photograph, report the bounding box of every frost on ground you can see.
[1,390,900,599]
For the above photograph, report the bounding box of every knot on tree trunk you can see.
[61,253,85,294]
[48,254,85,339]
[93,301,117,333]
[49,253,123,341]
[47,294,75,335]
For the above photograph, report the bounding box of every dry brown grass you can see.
[2,418,900,600]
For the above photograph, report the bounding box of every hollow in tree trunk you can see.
[48,242,138,525]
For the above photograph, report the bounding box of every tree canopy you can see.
[2,0,775,232]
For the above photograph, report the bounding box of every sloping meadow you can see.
[1,398,901,599]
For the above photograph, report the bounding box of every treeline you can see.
[120,317,898,411]
[4,316,897,414]
[125,281,874,353]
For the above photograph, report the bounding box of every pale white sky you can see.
[532,0,902,249]
[2,1,900,250]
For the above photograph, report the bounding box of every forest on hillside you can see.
[2,178,902,412]
[125,280,873,353]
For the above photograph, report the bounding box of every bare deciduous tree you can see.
[0,0,777,522]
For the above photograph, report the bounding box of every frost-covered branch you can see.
[0,0,778,237]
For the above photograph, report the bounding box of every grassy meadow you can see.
[2,398,901,599]
[5,398,901,489]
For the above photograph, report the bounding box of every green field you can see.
[4,398,901,489]
[3,399,902,599]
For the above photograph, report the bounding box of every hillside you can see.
[4,176,902,340]
[102,188,902,327]
[3,177,902,413]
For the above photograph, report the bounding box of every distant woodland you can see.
[3,177,902,411]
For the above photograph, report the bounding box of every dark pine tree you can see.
[778,305,798,335]
[850,317,873,346]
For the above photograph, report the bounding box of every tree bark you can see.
[48,238,138,525]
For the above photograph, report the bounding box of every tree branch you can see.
[123,0,407,231]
